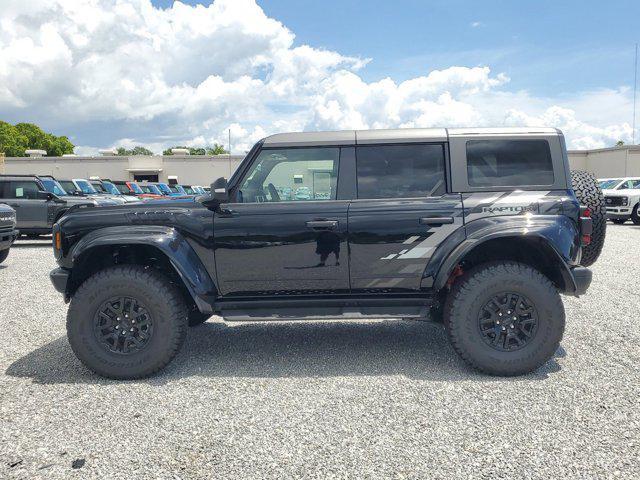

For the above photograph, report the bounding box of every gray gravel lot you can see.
[1,226,639,479]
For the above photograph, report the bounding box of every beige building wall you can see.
[3,154,245,185]
[568,146,640,178]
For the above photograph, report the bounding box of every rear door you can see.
[214,146,351,296]
[2,180,48,229]
[348,143,463,293]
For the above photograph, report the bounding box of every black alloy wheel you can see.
[93,296,154,354]
[477,292,538,352]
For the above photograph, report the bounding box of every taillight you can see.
[582,234,591,246]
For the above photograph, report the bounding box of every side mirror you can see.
[200,177,229,210]
[212,177,229,203]
[37,190,54,201]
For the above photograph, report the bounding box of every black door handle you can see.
[306,220,338,229]
[419,216,454,225]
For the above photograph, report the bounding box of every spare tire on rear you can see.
[571,170,606,266]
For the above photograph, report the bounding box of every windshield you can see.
[599,179,623,189]
[101,181,121,195]
[75,180,98,194]
[147,184,162,195]
[182,186,194,194]
[90,182,107,193]
[41,179,68,196]
[128,182,144,194]
[114,183,130,194]
[60,180,79,194]
[175,185,186,194]
[156,183,172,194]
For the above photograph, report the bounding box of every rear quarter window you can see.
[466,140,554,187]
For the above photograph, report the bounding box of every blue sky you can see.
[153,0,640,98]
[1,0,638,152]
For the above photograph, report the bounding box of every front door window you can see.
[238,148,339,203]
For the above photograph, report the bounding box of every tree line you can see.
[0,121,75,157]
[0,120,230,157]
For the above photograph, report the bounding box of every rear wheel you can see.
[0,248,9,264]
[67,265,188,379]
[631,205,640,225]
[571,170,606,266]
[444,262,565,376]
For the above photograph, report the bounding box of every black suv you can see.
[0,174,73,237]
[0,202,18,264]
[49,128,605,379]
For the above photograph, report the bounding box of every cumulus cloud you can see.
[0,0,634,153]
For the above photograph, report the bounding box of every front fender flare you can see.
[68,225,216,310]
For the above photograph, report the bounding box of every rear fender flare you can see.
[430,216,579,293]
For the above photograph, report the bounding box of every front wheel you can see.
[444,262,565,376]
[67,265,188,379]
[631,205,640,225]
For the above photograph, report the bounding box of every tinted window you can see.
[356,144,445,199]
[467,140,554,187]
[60,180,79,194]
[619,179,640,190]
[114,183,130,194]
[239,147,339,203]
[5,181,40,199]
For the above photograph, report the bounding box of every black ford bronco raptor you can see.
[50,127,605,379]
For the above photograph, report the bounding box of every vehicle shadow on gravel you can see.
[6,320,564,385]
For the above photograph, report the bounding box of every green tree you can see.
[116,146,154,156]
[0,121,74,156]
[207,143,229,155]
[616,140,625,147]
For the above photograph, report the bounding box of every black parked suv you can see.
[49,128,605,379]
[0,203,18,264]
[0,175,74,237]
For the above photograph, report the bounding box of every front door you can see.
[348,143,463,293]
[2,180,48,229]
[214,146,350,296]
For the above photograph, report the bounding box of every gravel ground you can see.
[0,226,639,479]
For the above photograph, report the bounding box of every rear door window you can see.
[355,144,445,199]
[466,140,554,187]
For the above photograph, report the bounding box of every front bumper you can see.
[606,207,631,218]
[570,267,592,296]
[0,229,18,250]
[50,267,70,296]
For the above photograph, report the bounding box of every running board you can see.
[215,296,433,322]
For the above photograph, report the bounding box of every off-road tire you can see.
[0,248,9,264]
[571,170,606,266]
[444,262,565,376]
[67,265,188,379]
[631,204,640,225]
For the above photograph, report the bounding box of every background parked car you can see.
[112,180,163,200]
[0,203,18,264]
[0,174,71,236]
[58,179,121,206]
[90,179,141,203]
[599,177,640,224]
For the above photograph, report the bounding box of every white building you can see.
[1,145,639,185]
[0,153,245,186]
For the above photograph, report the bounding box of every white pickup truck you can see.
[599,177,640,224]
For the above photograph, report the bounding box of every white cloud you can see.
[471,21,483,28]
[0,0,634,153]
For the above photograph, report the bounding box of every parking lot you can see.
[0,225,638,479]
